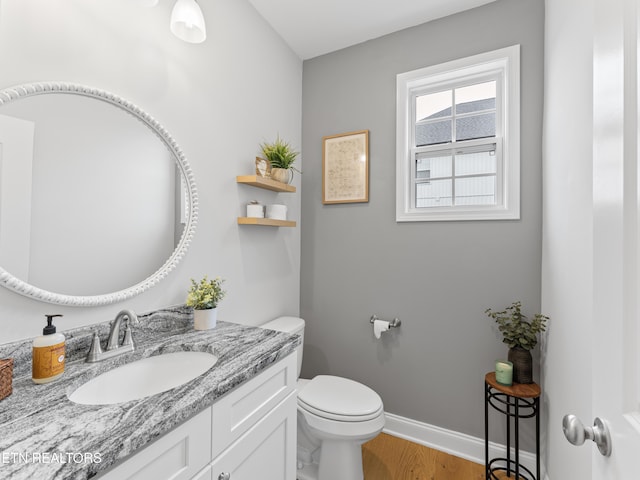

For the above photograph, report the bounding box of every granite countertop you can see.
[0,306,299,480]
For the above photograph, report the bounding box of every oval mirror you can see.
[0,83,198,306]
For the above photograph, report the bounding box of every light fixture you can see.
[170,0,206,44]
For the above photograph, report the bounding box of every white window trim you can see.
[396,45,520,222]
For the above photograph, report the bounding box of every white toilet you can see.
[261,316,385,480]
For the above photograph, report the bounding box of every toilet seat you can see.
[297,375,383,422]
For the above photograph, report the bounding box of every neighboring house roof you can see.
[416,98,496,146]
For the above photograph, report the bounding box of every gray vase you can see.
[508,346,533,384]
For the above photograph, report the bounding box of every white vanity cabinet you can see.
[97,353,297,480]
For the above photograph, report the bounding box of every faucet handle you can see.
[122,324,134,348]
[86,332,103,363]
[126,310,139,325]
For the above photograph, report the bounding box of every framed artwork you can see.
[255,157,271,177]
[322,130,369,204]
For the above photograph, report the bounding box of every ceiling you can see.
[247,0,498,60]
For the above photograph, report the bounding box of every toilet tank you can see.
[260,316,305,378]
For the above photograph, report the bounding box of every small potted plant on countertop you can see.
[186,275,226,330]
[259,135,300,184]
[485,301,549,384]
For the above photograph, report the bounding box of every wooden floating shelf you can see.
[236,175,296,193]
[237,217,296,227]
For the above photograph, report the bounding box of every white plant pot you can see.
[193,308,218,330]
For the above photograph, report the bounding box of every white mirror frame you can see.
[0,82,198,306]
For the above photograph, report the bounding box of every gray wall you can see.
[300,0,544,443]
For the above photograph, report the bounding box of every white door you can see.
[589,0,640,476]
[0,114,34,280]
[543,0,640,477]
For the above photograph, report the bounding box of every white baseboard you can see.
[383,412,546,478]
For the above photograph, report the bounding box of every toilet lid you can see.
[298,375,383,421]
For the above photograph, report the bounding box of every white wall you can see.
[0,0,302,342]
[541,0,594,477]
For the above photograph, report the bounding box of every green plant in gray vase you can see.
[260,135,300,183]
[485,301,549,384]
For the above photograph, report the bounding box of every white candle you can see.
[246,203,264,218]
[266,204,287,220]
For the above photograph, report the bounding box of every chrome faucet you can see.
[85,309,138,363]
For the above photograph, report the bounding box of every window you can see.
[396,45,520,221]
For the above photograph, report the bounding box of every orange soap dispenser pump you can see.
[32,314,65,384]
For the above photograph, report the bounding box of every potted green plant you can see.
[485,301,549,383]
[259,135,300,184]
[186,275,226,330]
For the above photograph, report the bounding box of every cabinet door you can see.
[211,352,297,458]
[209,391,297,480]
[97,407,212,480]
[192,465,213,480]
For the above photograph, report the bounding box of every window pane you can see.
[416,153,452,179]
[416,179,452,207]
[455,113,495,141]
[455,81,496,114]
[416,90,452,121]
[454,176,496,206]
[455,148,496,176]
[416,120,452,146]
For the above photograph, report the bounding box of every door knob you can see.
[218,473,231,480]
[562,414,612,456]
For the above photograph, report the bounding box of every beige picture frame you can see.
[255,157,272,177]
[322,130,369,204]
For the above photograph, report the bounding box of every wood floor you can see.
[362,433,487,480]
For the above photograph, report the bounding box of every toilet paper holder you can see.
[369,314,401,328]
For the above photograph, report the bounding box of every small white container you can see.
[266,204,287,220]
[246,203,264,218]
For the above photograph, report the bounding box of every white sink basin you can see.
[68,351,218,405]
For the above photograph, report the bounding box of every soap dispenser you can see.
[32,314,65,384]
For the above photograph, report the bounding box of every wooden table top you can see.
[485,372,541,399]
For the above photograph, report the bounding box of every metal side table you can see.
[484,372,541,480]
